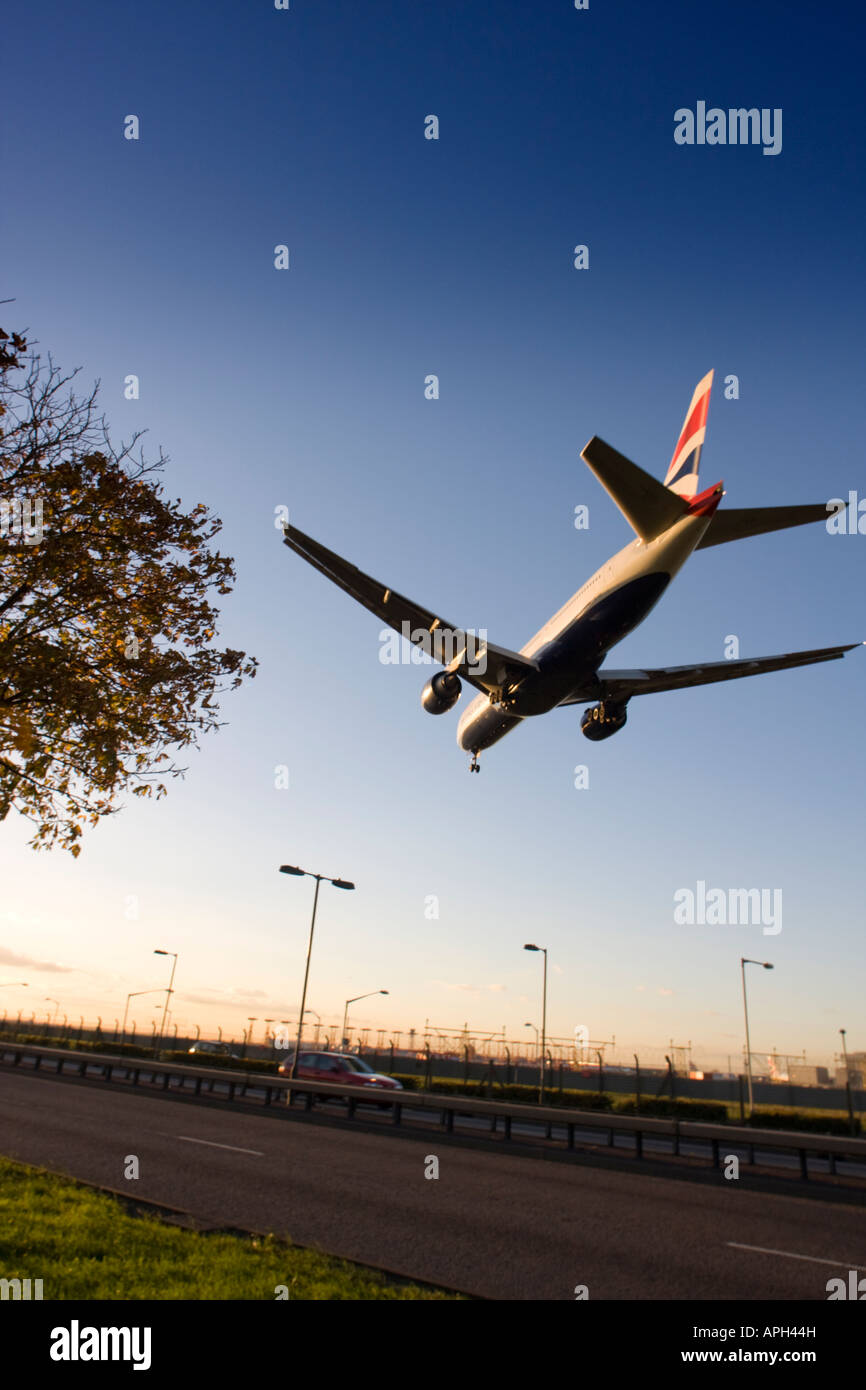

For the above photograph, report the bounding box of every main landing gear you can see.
[469,750,481,773]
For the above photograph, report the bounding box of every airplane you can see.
[282,371,859,771]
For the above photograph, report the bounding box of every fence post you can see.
[634,1054,641,1113]
[738,1074,746,1123]
[424,1043,432,1091]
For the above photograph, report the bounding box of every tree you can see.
[0,326,257,853]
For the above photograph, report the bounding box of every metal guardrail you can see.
[3,1041,865,1182]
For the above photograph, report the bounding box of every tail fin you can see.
[664,370,714,498]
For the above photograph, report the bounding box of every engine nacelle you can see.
[421,670,462,715]
[580,701,627,741]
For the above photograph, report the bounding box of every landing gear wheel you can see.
[469,750,481,773]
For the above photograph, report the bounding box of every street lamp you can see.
[840,1028,850,1082]
[524,1022,539,1057]
[342,991,389,1046]
[154,950,178,1049]
[45,997,60,1024]
[123,989,166,1040]
[280,864,355,1079]
[524,943,548,1103]
[741,957,773,1114]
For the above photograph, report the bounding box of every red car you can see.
[278,1050,403,1098]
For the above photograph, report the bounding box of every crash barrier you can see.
[3,1041,865,1182]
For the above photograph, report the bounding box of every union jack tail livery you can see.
[664,369,714,498]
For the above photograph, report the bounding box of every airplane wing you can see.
[559,642,861,704]
[282,523,539,693]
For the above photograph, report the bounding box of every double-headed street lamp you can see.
[154,950,178,1048]
[342,990,389,1046]
[524,943,548,1103]
[741,957,774,1113]
[280,865,355,1079]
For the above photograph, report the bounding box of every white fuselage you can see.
[457,509,715,753]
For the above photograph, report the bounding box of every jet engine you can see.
[421,670,462,715]
[580,701,628,741]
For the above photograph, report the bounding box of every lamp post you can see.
[122,989,166,1040]
[342,991,389,1047]
[45,997,60,1024]
[280,864,355,1079]
[741,957,773,1114]
[840,1028,850,1081]
[524,1022,539,1058]
[154,950,178,1050]
[524,943,548,1103]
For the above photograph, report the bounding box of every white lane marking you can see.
[176,1135,263,1156]
[727,1242,866,1270]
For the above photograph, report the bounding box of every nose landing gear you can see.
[469,750,481,773]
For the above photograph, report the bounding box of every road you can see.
[1,1068,864,1300]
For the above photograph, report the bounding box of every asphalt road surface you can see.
[2,1068,864,1300]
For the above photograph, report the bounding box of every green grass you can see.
[0,1156,460,1300]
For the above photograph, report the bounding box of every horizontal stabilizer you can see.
[558,642,861,705]
[581,437,686,542]
[696,503,832,549]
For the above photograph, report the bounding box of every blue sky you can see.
[1,1,863,1066]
